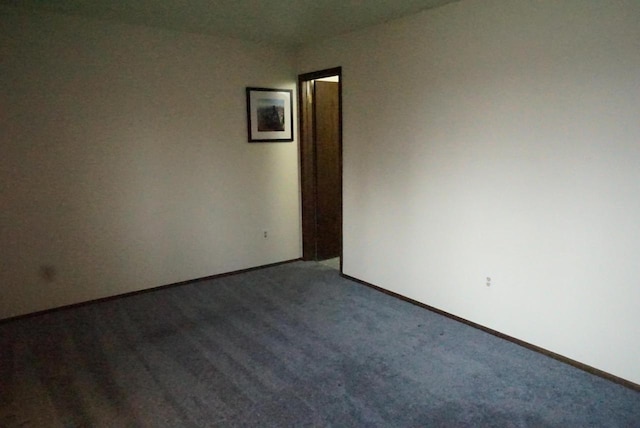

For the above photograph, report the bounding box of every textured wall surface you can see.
[298,0,640,384]
[1,7,301,318]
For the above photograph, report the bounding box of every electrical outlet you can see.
[263,230,268,239]
[486,277,491,287]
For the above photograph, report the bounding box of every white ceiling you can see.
[2,0,460,48]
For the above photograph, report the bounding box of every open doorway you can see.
[298,67,342,270]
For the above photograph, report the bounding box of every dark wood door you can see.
[314,81,341,260]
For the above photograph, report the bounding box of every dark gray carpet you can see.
[1,261,639,427]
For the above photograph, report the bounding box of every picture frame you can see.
[246,87,293,142]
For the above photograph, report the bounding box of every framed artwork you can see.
[246,87,293,142]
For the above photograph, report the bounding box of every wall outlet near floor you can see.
[486,277,491,287]
[263,230,268,239]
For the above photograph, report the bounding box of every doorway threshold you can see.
[319,257,340,270]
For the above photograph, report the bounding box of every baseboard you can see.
[341,273,640,393]
[0,258,301,324]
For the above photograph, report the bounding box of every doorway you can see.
[298,67,342,268]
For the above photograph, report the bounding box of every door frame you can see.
[298,67,343,265]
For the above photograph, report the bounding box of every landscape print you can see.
[257,98,285,132]
[246,87,292,142]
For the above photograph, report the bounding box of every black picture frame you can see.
[246,87,293,142]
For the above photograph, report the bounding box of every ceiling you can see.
[2,0,460,48]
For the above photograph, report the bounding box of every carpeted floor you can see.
[1,261,639,427]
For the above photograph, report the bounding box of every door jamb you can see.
[297,67,343,265]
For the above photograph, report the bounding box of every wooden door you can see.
[314,81,341,260]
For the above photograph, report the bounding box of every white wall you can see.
[1,8,301,318]
[298,0,640,385]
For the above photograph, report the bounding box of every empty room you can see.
[2,0,639,426]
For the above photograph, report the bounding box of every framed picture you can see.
[246,87,293,142]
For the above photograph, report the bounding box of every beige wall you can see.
[1,8,301,318]
[298,0,640,384]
